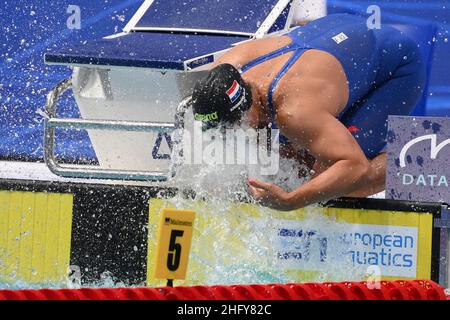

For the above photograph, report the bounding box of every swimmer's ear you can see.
[241,80,253,112]
[244,80,252,91]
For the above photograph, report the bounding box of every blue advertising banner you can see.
[386,115,450,203]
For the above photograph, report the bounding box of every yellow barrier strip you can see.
[18,192,35,282]
[148,199,435,285]
[417,213,433,279]
[44,194,61,280]
[57,194,74,281]
[0,191,74,284]
[148,199,164,287]
[0,192,10,276]
[5,192,22,280]
[30,193,48,283]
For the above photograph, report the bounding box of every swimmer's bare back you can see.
[214,36,354,167]
[212,36,381,209]
[213,36,350,124]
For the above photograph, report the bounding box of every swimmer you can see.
[191,13,426,210]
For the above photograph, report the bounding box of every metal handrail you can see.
[43,77,189,182]
[46,118,176,132]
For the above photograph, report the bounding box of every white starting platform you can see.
[42,0,303,183]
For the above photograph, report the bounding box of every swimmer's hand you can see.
[248,179,293,211]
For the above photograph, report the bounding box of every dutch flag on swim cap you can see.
[226,80,242,103]
[192,63,253,131]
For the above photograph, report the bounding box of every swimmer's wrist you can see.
[285,191,308,210]
[286,182,321,209]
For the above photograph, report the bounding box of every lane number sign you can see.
[154,208,196,280]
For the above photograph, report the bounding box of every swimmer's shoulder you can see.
[275,52,349,116]
[213,36,292,70]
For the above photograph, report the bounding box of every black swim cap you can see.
[192,64,252,130]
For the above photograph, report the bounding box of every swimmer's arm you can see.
[345,153,386,198]
[313,153,386,197]
[284,111,371,208]
[250,108,372,210]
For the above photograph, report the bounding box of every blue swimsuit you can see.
[241,13,426,159]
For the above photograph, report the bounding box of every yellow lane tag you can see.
[153,208,196,280]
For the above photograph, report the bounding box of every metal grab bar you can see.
[46,118,176,132]
[43,77,189,182]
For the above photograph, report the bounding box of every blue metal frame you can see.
[44,33,248,69]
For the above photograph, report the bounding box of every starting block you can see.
[43,0,298,182]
